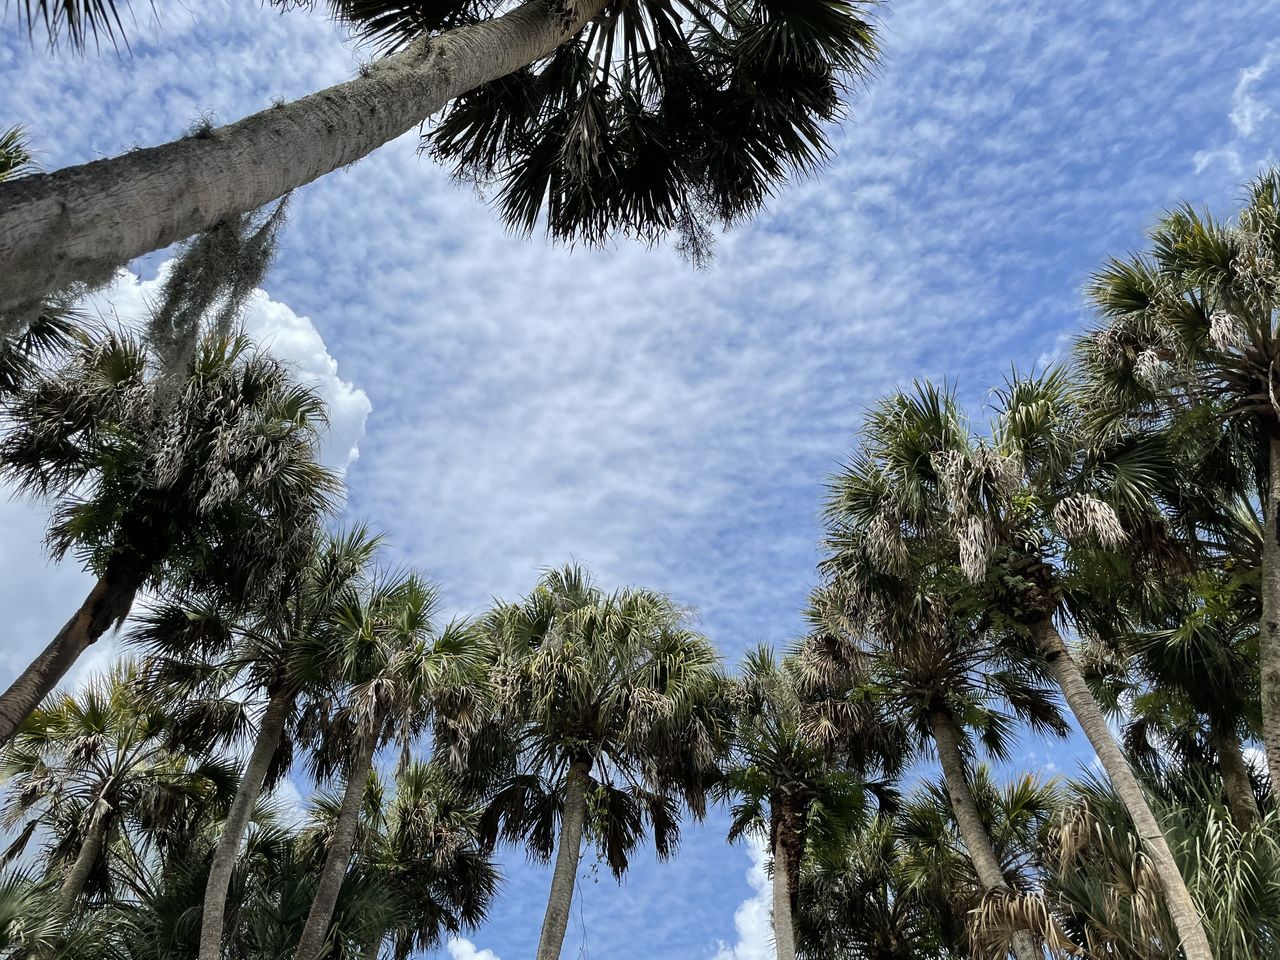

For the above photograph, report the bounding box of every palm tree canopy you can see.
[453,563,727,879]
[0,326,339,608]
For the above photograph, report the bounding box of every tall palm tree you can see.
[0,1,882,317]
[293,571,481,960]
[720,645,893,960]
[837,603,1068,960]
[129,525,383,960]
[1079,169,1280,791]
[0,661,238,933]
[0,328,338,747]
[448,564,726,960]
[822,376,1214,960]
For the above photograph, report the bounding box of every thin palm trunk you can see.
[770,821,797,960]
[1213,723,1260,831]
[1033,618,1214,960]
[54,797,110,918]
[0,571,143,747]
[0,0,610,319]
[1261,433,1280,793]
[535,759,591,960]
[198,684,293,960]
[930,711,1040,960]
[296,734,378,960]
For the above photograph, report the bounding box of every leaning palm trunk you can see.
[0,0,609,319]
[295,734,378,960]
[770,818,797,960]
[1213,724,1261,831]
[930,712,1040,960]
[1033,619,1214,960]
[536,760,591,960]
[199,685,293,960]
[54,797,110,919]
[0,570,144,747]
[1261,434,1280,794]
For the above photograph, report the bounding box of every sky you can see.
[3,1,1280,957]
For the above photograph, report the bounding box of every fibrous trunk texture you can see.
[295,734,378,960]
[0,571,143,747]
[535,759,592,960]
[930,711,1040,960]
[1261,433,1280,794]
[0,0,610,317]
[770,817,797,960]
[199,684,294,960]
[1033,618,1214,960]
[1214,724,1261,831]
[55,798,110,918]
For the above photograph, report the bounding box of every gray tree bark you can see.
[1033,618,1214,960]
[0,0,611,318]
[54,797,111,918]
[198,684,294,960]
[0,572,142,748]
[1261,434,1280,794]
[930,711,1040,960]
[295,734,378,960]
[770,828,797,960]
[1214,724,1260,832]
[535,759,591,960]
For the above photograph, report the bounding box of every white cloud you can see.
[447,938,502,960]
[0,270,371,696]
[1194,45,1278,175]
[85,265,372,473]
[712,837,773,960]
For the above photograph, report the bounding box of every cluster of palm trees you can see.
[1,149,1279,959]
[3,4,1280,956]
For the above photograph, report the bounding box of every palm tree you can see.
[293,571,481,960]
[1079,169,1280,791]
[797,813,957,960]
[822,376,1214,960]
[0,661,238,933]
[0,327,338,747]
[446,563,725,960]
[0,1,882,317]
[839,602,1068,960]
[0,125,35,181]
[299,759,500,960]
[720,645,894,960]
[1081,566,1264,831]
[129,525,383,960]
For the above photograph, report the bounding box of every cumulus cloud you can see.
[0,269,371,697]
[712,838,773,960]
[447,938,502,960]
[85,265,372,473]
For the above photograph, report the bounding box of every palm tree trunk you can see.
[1261,432,1280,794]
[0,571,143,747]
[770,822,798,960]
[1213,724,1260,831]
[296,734,378,960]
[55,797,111,918]
[930,711,1040,960]
[536,759,591,960]
[1033,618,1214,960]
[198,684,294,960]
[0,0,611,319]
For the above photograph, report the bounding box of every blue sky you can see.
[3,1,1280,957]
